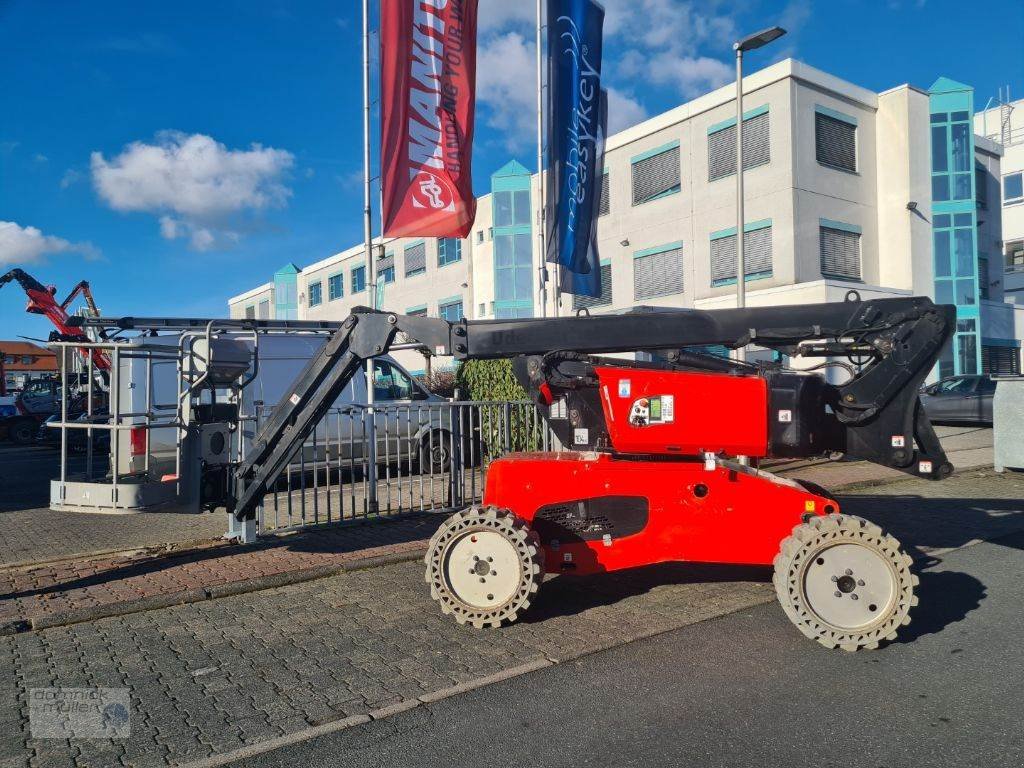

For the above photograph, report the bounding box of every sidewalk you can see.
[0,468,1021,768]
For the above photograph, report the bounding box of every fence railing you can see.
[242,400,558,533]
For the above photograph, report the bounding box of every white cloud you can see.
[606,88,649,134]
[91,131,294,250]
[477,1,535,33]
[476,31,538,150]
[60,169,84,189]
[0,221,99,266]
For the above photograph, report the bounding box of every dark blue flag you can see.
[546,0,606,298]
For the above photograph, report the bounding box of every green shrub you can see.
[454,359,527,402]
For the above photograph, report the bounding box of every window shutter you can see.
[982,345,1020,376]
[634,246,684,300]
[815,112,856,171]
[710,227,773,284]
[708,112,770,181]
[820,226,861,280]
[631,146,680,205]
[404,242,426,275]
[598,173,610,216]
[377,252,394,273]
[572,263,613,310]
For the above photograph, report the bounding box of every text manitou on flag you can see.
[546,0,606,299]
[381,0,479,238]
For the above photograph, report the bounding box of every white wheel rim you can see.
[442,530,523,610]
[802,543,897,631]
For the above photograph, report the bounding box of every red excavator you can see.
[0,268,109,443]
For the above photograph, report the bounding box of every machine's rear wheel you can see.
[425,506,543,628]
[773,513,918,651]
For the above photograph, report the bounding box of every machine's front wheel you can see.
[773,513,918,651]
[425,506,543,628]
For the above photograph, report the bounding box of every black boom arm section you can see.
[230,297,955,521]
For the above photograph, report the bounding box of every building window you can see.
[975,164,988,210]
[982,345,1021,376]
[634,243,684,300]
[710,222,773,286]
[815,107,857,172]
[631,142,680,205]
[494,190,532,227]
[377,251,395,284]
[438,298,463,322]
[1005,172,1024,205]
[257,299,271,319]
[478,302,486,317]
[405,241,426,276]
[308,281,322,307]
[819,223,861,281]
[476,230,484,244]
[572,263,612,310]
[244,305,255,319]
[406,305,428,318]
[708,108,770,181]
[931,111,973,202]
[1007,240,1024,271]
[328,273,343,301]
[21,355,32,366]
[494,232,533,307]
[351,265,366,293]
[598,172,610,216]
[933,213,977,308]
[437,238,462,266]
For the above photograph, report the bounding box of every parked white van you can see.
[114,333,455,483]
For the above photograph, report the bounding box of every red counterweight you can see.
[593,366,769,457]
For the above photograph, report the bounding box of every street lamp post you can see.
[732,26,786,362]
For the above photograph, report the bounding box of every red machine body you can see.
[593,366,768,457]
[483,451,835,576]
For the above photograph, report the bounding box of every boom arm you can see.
[230,296,954,521]
[0,268,110,376]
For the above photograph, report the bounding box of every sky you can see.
[1,0,1022,340]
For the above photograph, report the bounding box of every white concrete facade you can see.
[228,59,1023,374]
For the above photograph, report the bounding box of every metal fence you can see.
[245,400,558,533]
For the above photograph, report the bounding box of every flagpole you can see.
[363,0,378,513]
[536,0,549,318]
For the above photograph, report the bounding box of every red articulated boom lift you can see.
[0,268,110,377]
[220,295,953,651]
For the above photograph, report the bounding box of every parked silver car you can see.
[920,375,995,425]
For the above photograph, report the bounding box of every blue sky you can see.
[1,0,1021,340]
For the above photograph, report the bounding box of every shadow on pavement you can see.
[523,562,772,624]
[895,569,987,645]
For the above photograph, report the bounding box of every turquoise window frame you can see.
[709,219,773,287]
[491,165,534,318]
[630,139,681,205]
[706,104,769,135]
[308,280,322,307]
[327,272,344,301]
[350,264,367,293]
[930,78,981,376]
[438,296,463,322]
[437,238,462,267]
[814,104,858,174]
[632,241,683,260]
[406,303,428,316]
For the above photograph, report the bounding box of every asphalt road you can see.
[238,530,1024,768]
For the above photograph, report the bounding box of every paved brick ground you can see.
[0,470,1018,768]
[0,516,441,628]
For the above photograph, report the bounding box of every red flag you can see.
[381,0,478,238]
